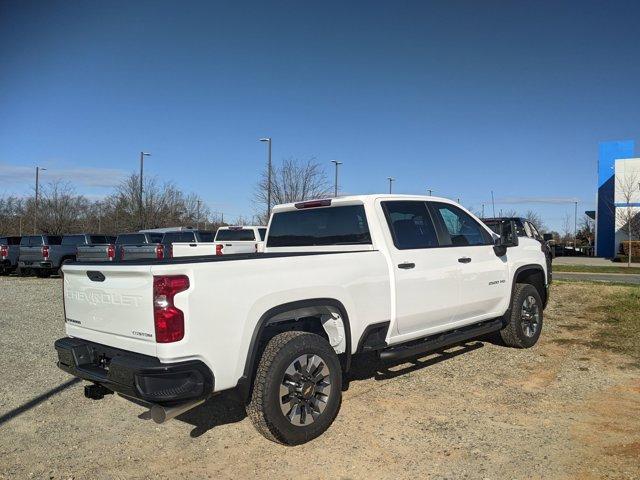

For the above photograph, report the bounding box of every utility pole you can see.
[259,138,272,220]
[331,160,342,197]
[34,166,46,233]
[481,204,485,218]
[491,190,496,217]
[427,189,433,196]
[387,177,395,194]
[197,200,201,229]
[139,152,151,230]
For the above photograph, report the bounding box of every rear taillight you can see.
[215,244,223,256]
[156,244,164,260]
[153,275,189,343]
[0,245,7,258]
[255,243,258,253]
[42,245,49,260]
[168,245,173,258]
[120,246,125,260]
[107,244,115,261]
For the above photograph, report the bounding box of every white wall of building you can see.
[614,157,640,254]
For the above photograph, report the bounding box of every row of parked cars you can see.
[0,225,267,277]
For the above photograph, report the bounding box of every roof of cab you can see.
[271,194,458,213]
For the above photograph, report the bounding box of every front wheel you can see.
[246,331,342,445]
[500,283,543,348]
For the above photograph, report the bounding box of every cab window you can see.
[430,203,492,246]
[382,201,439,249]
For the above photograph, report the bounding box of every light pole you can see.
[139,152,151,229]
[331,160,342,197]
[34,166,46,233]
[387,177,395,194]
[259,138,272,220]
[574,201,578,247]
[427,188,433,196]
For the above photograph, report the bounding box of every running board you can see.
[379,319,503,363]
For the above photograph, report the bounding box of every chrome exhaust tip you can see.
[150,398,206,424]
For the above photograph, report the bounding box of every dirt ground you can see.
[1,277,639,479]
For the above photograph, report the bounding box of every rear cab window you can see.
[45,235,62,245]
[197,231,215,242]
[88,235,108,244]
[215,229,256,242]
[162,232,196,243]
[62,235,87,246]
[267,204,371,247]
[116,234,146,245]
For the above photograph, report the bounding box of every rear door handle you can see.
[458,257,472,263]
[398,262,415,269]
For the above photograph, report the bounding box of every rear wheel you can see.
[246,331,342,445]
[17,267,30,277]
[500,283,543,348]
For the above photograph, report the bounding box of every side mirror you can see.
[543,233,553,242]
[493,220,518,257]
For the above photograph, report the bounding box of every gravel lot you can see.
[1,276,639,479]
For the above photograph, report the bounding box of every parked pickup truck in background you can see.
[0,236,21,275]
[75,235,118,263]
[214,225,267,255]
[116,232,166,261]
[161,230,215,258]
[20,234,112,277]
[56,195,548,445]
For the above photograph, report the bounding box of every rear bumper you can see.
[54,337,214,405]
[19,260,52,269]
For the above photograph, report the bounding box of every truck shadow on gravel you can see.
[173,340,488,438]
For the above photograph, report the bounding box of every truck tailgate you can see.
[77,245,111,262]
[122,245,159,261]
[62,264,157,356]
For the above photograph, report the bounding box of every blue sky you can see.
[1,0,640,229]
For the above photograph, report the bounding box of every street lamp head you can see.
[141,152,151,156]
[387,177,395,181]
[259,138,271,143]
[331,160,343,165]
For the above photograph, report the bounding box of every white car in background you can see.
[171,225,267,257]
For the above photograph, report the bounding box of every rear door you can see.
[428,202,509,323]
[380,200,461,337]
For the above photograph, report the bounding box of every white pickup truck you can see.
[55,195,549,445]
[171,225,266,257]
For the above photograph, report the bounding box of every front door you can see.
[428,202,509,323]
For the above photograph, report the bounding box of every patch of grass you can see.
[592,286,640,362]
[553,264,640,274]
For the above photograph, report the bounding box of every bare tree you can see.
[253,157,331,224]
[524,210,547,232]
[615,167,640,266]
[501,208,519,218]
[561,213,573,243]
[38,180,90,234]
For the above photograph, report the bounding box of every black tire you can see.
[500,283,543,348]
[246,331,342,445]
[35,269,51,278]
[17,267,30,277]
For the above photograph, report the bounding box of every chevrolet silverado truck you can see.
[0,236,21,275]
[55,195,549,445]
[20,234,112,277]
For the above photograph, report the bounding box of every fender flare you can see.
[237,298,352,399]
[509,263,547,310]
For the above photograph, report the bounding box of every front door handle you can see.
[398,262,415,269]
[458,257,472,264]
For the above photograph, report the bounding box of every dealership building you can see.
[596,140,640,258]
